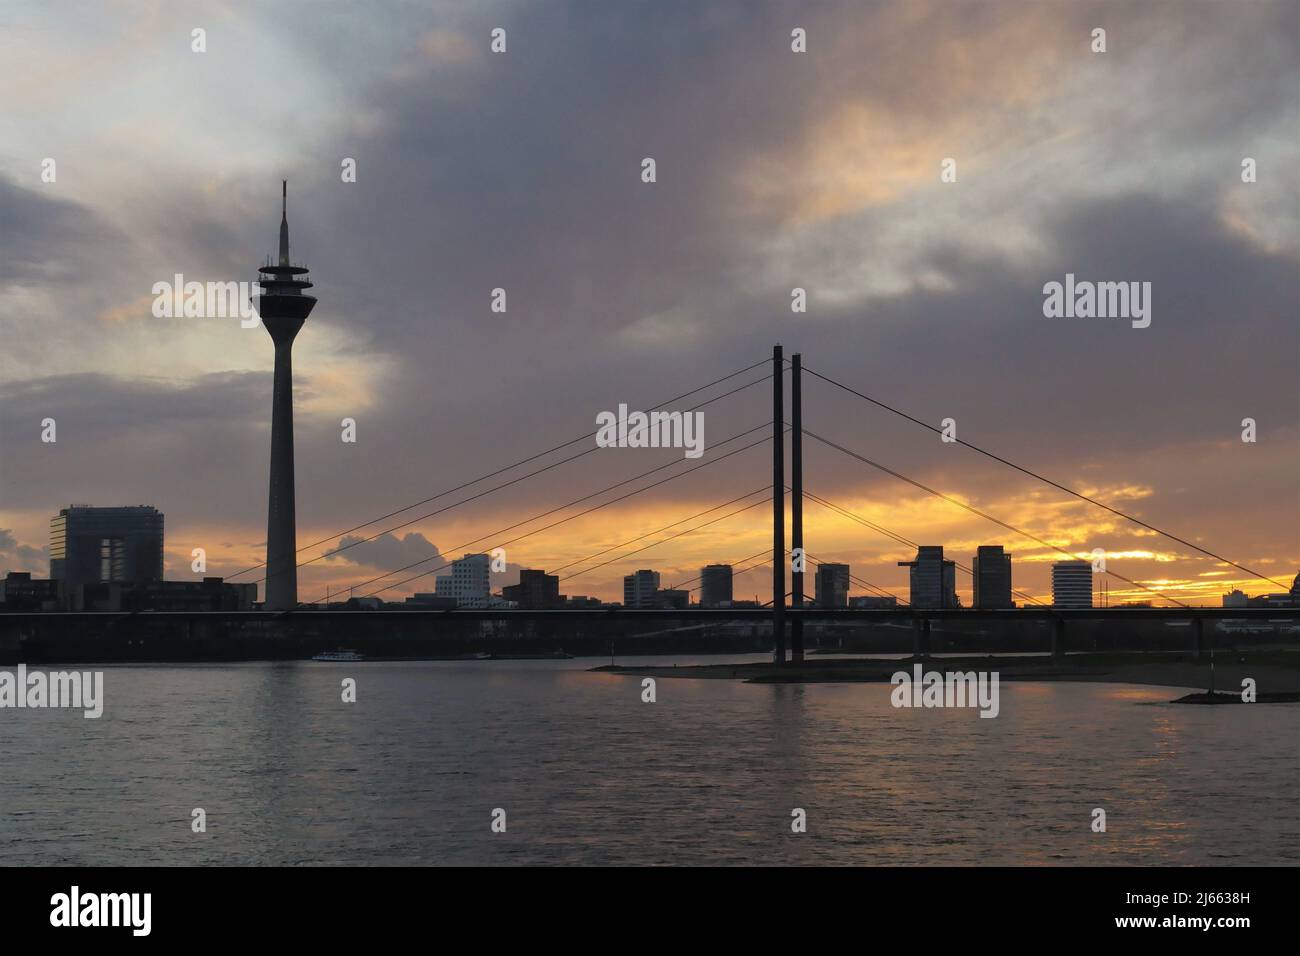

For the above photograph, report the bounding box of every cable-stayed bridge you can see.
[146,344,1297,664]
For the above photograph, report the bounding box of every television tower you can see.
[254,181,316,610]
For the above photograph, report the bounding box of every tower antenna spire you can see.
[278,180,290,265]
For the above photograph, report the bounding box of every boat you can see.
[311,649,366,662]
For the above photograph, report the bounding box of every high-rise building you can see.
[700,564,733,607]
[50,505,163,587]
[623,569,660,608]
[972,545,1013,609]
[435,554,492,607]
[814,563,850,607]
[898,546,958,608]
[502,569,562,608]
[255,181,317,610]
[1051,560,1093,608]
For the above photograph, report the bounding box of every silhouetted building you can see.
[1051,561,1092,608]
[972,545,1013,609]
[502,569,563,608]
[700,564,733,607]
[848,595,898,608]
[435,554,492,608]
[404,592,457,609]
[814,563,850,607]
[656,588,690,609]
[899,546,957,608]
[1249,592,1297,608]
[566,595,602,608]
[53,577,255,612]
[125,578,256,611]
[50,505,163,587]
[0,572,59,611]
[1222,589,1248,608]
[623,570,660,608]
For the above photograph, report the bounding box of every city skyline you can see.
[10,497,1298,612]
[1,0,1298,893]
[1,1,1297,608]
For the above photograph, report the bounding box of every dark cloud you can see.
[0,176,120,285]
[326,531,443,571]
[2,0,1296,599]
[0,371,272,527]
[0,527,47,575]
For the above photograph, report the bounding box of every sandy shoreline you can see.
[593,651,1300,698]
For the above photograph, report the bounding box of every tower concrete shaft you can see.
[255,181,316,610]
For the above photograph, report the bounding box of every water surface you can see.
[1,658,1296,865]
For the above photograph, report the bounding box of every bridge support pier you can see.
[772,344,786,664]
[1193,616,1205,660]
[790,353,804,664]
[912,616,929,657]
[1051,617,1065,658]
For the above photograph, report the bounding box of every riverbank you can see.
[592,650,1300,697]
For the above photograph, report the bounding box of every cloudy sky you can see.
[0,0,1296,606]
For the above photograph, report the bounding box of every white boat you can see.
[312,649,366,662]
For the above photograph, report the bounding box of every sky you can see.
[0,0,1296,607]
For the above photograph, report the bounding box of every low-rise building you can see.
[848,595,898,608]
[0,572,60,611]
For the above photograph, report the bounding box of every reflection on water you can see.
[1,658,1297,865]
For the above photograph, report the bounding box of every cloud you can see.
[325,531,443,572]
[0,0,1295,603]
[0,177,118,285]
[0,527,47,575]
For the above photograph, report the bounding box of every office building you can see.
[119,578,257,612]
[814,563,850,608]
[502,569,563,609]
[623,570,661,608]
[1249,592,1298,608]
[972,545,1013,609]
[1051,560,1093,608]
[899,546,958,608]
[656,588,690,609]
[1222,589,1248,608]
[0,572,60,611]
[50,505,163,587]
[435,553,492,608]
[22,575,255,612]
[700,564,733,607]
